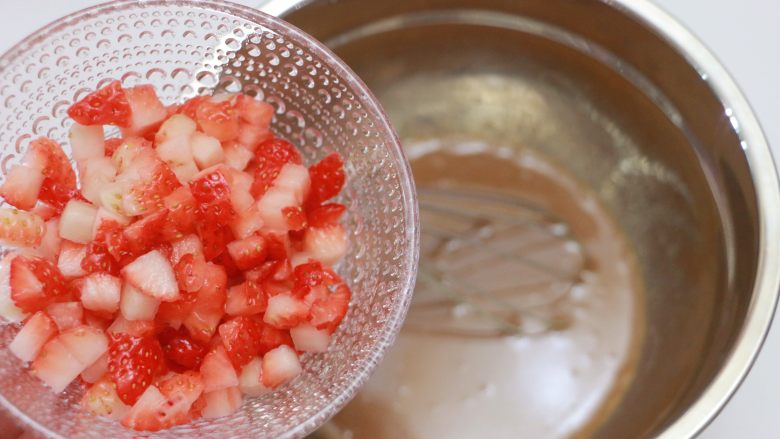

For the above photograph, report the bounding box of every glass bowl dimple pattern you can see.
[0,1,419,438]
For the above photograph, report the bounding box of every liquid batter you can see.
[315,139,644,439]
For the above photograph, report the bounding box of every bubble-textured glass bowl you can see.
[0,1,418,437]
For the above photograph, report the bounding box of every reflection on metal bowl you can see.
[260,0,780,437]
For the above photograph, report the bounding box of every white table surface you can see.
[0,1,777,437]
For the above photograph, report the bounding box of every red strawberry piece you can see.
[23,138,78,212]
[94,220,134,266]
[158,326,207,369]
[307,202,346,228]
[46,301,84,331]
[196,98,240,142]
[120,385,167,431]
[161,187,198,241]
[174,253,208,293]
[107,315,156,338]
[170,234,204,265]
[82,376,131,420]
[122,85,167,137]
[79,272,121,314]
[308,284,351,334]
[237,122,272,150]
[200,345,239,392]
[119,150,182,216]
[256,321,293,356]
[183,263,227,343]
[282,206,307,231]
[0,208,45,247]
[306,153,345,208]
[292,261,340,296]
[81,352,109,384]
[264,294,309,330]
[122,250,179,302]
[304,223,348,266]
[201,386,243,419]
[226,235,268,271]
[31,337,85,392]
[9,311,57,362]
[81,240,120,275]
[189,167,236,260]
[176,96,208,120]
[10,255,71,313]
[249,138,302,198]
[67,80,132,127]
[104,138,123,157]
[263,232,290,261]
[290,324,331,353]
[0,164,44,210]
[225,280,267,317]
[153,371,205,428]
[122,209,168,256]
[235,95,273,127]
[108,332,165,405]
[58,326,109,371]
[218,316,263,368]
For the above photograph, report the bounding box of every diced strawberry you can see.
[223,142,254,171]
[81,352,108,383]
[79,272,121,313]
[0,164,44,210]
[264,294,308,330]
[156,136,199,184]
[238,356,269,396]
[29,202,58,221]
[81,240,120,276]
[191,132,225,170]
[201,386,242,419]
[104,138,123,157]
[0,208,45,247]
[196,98,240,142]
[80,157,118,205]
[291,260,339,297]
[230,205,265,239]
[155,114,197,145]
[122,209,168,256]
[256,186,298,232]
[122,250,179,302]
[109,137,151,173]
[10,255,71,313]
[58,326,109,369]
[46,301,84,331]
[226,169,254,214]
[306,153,345,209]
[33,218,62,261]
[250,138,302,198]
[308,203,346,228]
[283,206,307,231]
[161,187,198,241]
[200,346,239,392]
[226,235,267,271]
[117,149,182,216]
[225,280,267,317]
[218,316,263,368]
[173,253,208,293]
[82,376,131,420]
[25,138,78,211]
[9,311,57,362]
[304,224,347,266]
[158,326,207,369]
[119,282,160,322]
[70,123,105,162]
[176,96,208,120]
[31,337,85,392]
[237,122,271,150]
[170,234,203,265]
[108,332,165,405]
[256,321,293,356]
[261,345,301,388]
[123,85,167,137]
[275,163,311,205]
[152,371,205,428]
[308,284,351,333]
[107,315,155,337]
[183,263,226,343]
[290,324,331,353]
[236,95,273,128]
[189,166,236,260]
[91,207,130,238]
[59,200,98,244]
[120,385,167,431]
[68,81,131,127]
[58,241,87,278]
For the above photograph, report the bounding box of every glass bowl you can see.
[0,1,419,437]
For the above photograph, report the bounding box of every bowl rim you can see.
[255,0,780,436]
[0,1,420,438]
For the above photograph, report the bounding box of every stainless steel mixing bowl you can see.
[258,0,780,437]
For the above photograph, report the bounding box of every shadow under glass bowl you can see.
[264,0,780,437]
[0,1,418,438]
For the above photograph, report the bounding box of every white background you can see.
[0,1,777,437]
